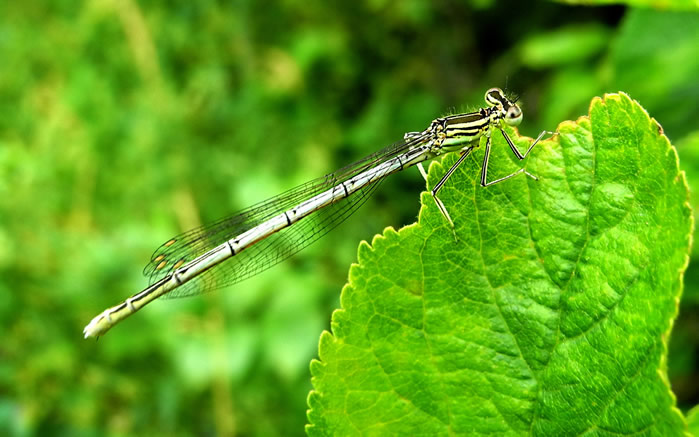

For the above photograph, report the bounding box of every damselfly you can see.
[83,88,553,338]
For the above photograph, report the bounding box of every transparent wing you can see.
[142,132,432,298]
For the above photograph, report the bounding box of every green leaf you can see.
[307,93,692,435]
[553,0,699,10]
[676,131,699,304]
[687,404,699,435]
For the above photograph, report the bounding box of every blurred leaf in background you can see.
[0,0,697,436]
[556,0,699,10]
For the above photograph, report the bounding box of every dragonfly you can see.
[83,87,553,339]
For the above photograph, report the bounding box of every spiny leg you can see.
[480,133,534,186]
[481,129,555,187]
[404,131,422,140]
[500,128,556,160]
[431,146,474,237]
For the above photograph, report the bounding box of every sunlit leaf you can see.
[308,93,692,435]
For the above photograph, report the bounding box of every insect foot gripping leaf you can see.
[306,92,693,436]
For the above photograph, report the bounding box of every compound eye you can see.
[505,106,523,126]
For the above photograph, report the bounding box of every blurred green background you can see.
[1,0,698,435]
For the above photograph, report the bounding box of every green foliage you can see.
[307,93,692,435]
[554,0,699,10]
[676,131,699,300]
[609,10,699,139]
